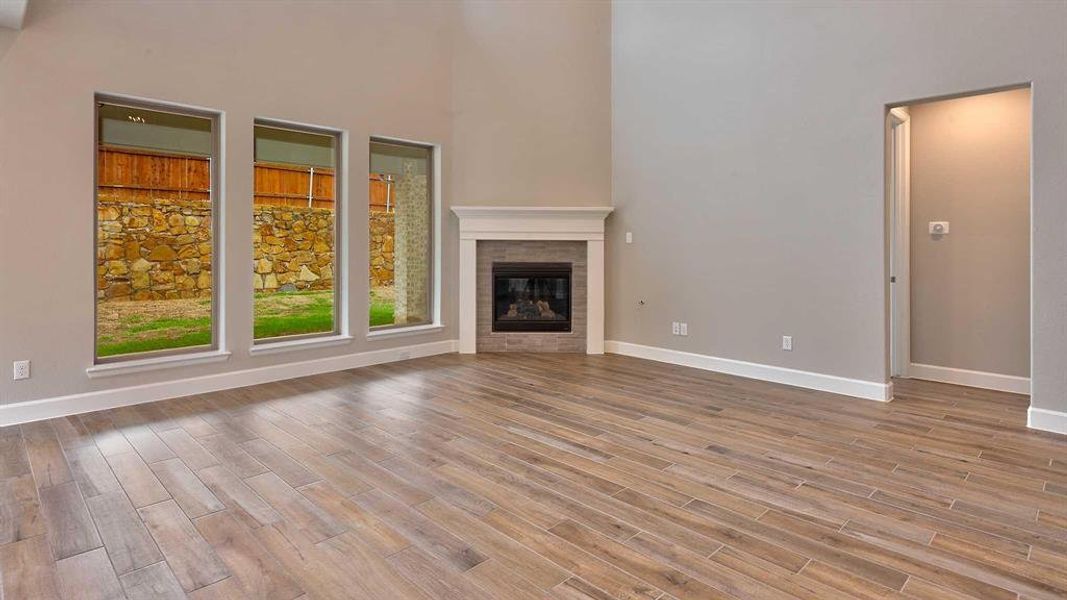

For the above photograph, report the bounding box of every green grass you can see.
[97,290,396,358]
[97,330,213,357]
[253,292,334,340]
[126,317,208,334]
[370,300,395,327]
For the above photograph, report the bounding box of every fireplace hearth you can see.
[492,262,572,332]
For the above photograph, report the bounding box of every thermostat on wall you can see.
[929,221,950,235]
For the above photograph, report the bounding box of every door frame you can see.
[888,107,911,378]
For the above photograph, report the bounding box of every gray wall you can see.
[609,2,1065,416]
[909,88,1030,377]
[0,0,611,405]
[450,0,611,207]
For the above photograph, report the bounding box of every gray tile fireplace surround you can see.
[476,240,587,352]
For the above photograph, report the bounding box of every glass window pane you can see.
[370,140,432,328]
[253,124,338,341]
[95,101,214,359]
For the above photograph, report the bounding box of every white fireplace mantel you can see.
[451,206,614,354]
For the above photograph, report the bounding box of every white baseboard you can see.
[0,340,457,426]
[1028,406,1067,436]
[908,363,1030,395]
[605,340,891,402]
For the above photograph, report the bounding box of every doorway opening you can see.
[888,85,1031,395]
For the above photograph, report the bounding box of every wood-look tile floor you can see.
[2,353,1066,599]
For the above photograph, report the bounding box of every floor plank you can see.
[53,546,124,600]
[0,535,61,599]
[193,510,304,600]
[118,561,187,600]
[149,457,225,518]
[85,490,163,575]
[21,421,73,490]
[138,499,229,592]
[38,481,102,560]
[104,451,170,508]
[0,473,45,544]
[64,444,122,499]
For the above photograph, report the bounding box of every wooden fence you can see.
[97,145,394,210]
[253,161,335,209]
[369,173,396,212]
[97,146,210,202]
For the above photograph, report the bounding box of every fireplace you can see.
[492,262,572,332]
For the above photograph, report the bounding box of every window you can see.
[253,122,341,342]
[95,98,218,360]
[369,139,433,329]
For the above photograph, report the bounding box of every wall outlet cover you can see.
[671,322,680,335]
[13,360,30,381]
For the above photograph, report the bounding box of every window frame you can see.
[251,118,348,347]
[92,94,224,365]
[368,136,440,335]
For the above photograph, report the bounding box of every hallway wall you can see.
[909,88,1030,378]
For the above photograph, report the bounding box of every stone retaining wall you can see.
[97,199,214,301]
[97,199,339,301]
[99,199,397,302]
[370,210,395,287]
[253,205,334,293]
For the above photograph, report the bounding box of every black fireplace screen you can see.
[492,262,572,332]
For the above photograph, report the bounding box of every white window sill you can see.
[87,350,231,379]
[249,334,353,356]
[367,323,445,340]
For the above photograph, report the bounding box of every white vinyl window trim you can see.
[86,349,231,378]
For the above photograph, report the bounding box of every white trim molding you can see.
[452,206,613,355]
[2,340,456,426]
[367,323,445,340]
[87,350,231,378]
[249,335,353,356]
[889,107,911,378]
[908,363,1030,395]
[606,341,892,402]
[1028,406,1067,436]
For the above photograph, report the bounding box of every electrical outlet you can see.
[781,336,793,351]
[679,322,688,336]
[13,360,30,381]
[625,231,633,244]
[671,322,680,335]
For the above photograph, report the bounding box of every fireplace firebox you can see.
[492,262,572,332]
